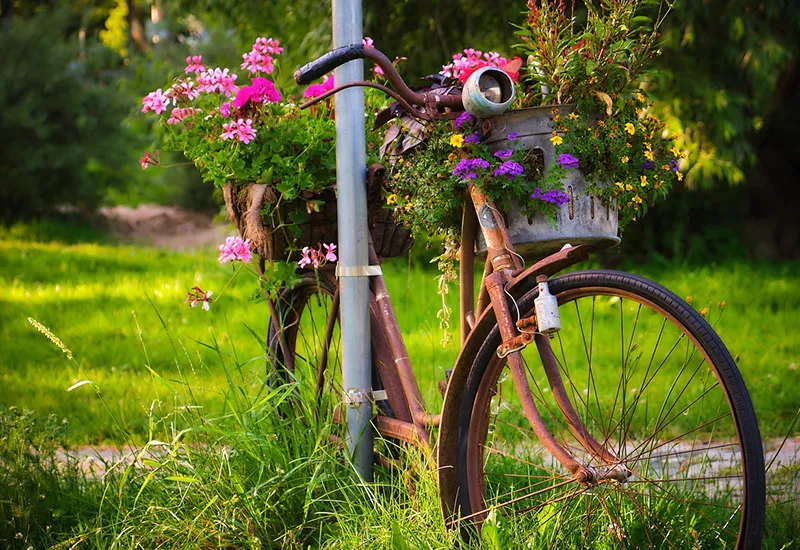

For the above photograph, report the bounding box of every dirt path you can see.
[98,204,232,250]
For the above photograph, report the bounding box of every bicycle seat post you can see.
[332,0,373,482]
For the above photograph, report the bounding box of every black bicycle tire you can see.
[455,269,766,549]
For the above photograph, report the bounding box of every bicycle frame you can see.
[313,181,619,476]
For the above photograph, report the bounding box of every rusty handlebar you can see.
[294,44,463,116]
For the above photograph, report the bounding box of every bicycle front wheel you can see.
[456,270,765,548]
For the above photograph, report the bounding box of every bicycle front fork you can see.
[471,183,630,487]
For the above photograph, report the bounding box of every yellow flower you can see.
[550,135,563,146]
[614,181,624,189]
[386,193,397,205]
[450,134,464,148]
[671,132,679,140]
[654,180,663,189]
[625,142,632,148]
[644,150,655,161]
[644,142,652,151]
[589,76,598,84]
[393,173,401,180]
[662,164,671,171]
[625,123,635,135]
[636,92,646,103]
[640,175,648,187]
[625,184,633,191]
[568,112,579,120]
[633,195,643,204]
[598,120,605,127]
[397,156,404,164]
[621,156,629,164]
[676,171,684,181]
[670,146,682,157]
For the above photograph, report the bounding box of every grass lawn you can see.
[0,222,798,444]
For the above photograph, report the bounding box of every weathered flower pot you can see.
[223,165,413,262]
[476,105,620,261]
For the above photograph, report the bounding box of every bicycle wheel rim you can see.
[458,271,764,549]
[269,276,343,426]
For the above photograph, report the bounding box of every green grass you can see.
[1,224,798,444]
[0,222,798,548]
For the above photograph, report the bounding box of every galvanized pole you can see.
[332,0,373,480]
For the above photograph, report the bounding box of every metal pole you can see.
[332,0,373,481]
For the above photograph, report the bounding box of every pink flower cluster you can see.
[441,49,521,83]
[303,74,335,99]
[241,37,283,75]
[184,55,205,75]
[233,77,282,108]
[185,286,213,311]
[166,78,199,102]
[298,243,337,268]
[218,236,253,264]
[196,68,239,97]
[221,118,257,144]
[141,89,169,114]
[167,107,200,125]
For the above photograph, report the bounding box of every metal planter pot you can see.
[476,105,620,261]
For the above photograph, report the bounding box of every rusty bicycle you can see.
[264,44,767,548]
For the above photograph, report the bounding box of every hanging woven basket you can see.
[223,164,414,262]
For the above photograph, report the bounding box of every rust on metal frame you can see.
[483,269,587,479]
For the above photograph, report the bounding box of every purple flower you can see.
[557,153,580,170]
[532,187,569,206]
[452,157,490,180]
[464,133,481,144]
[507,132,520,141]
[639,160,656,173]
[494,160,524,180]
[669,159,679,172]
[493,149,513,160]
[456,111,475,129]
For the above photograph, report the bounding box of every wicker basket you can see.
[476,105,620,261]
[223,164,414,262]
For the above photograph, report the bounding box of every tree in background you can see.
[0,9,135,222]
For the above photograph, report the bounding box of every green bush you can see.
[0,11,134,223]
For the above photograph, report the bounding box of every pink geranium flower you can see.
[241,37,283,74]
[184,55,205,75]
[197,68,239,97]
[166,78,199,102]
[298,246,312,268]
[220,101,231,118]
[297,243,337,268]
[167,107,200,125]
[441,49,521,83]
[218,236,253,264]
[323,243,337,262]
[185,286,213,310]
[303,74,335,99]
[139,150,160,170]
[232,77,281,108]
[220,119,257,144]
[141,89,169,114]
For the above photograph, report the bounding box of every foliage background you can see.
[2,0,798,259]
